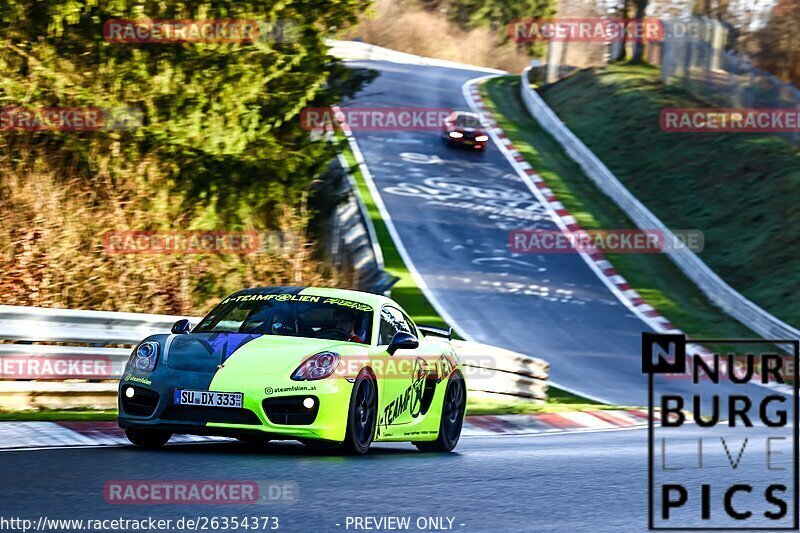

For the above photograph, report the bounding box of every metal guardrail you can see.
[0,306,549,409]
[330,142,398,295]
[0,305,194,344]
[451,340,548,400]
[519,68,800,343]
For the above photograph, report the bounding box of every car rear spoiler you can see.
[418,325,453,340]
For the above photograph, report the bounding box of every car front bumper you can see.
[442,133,486,149]
[118,371,354,442]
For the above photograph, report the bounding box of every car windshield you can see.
[452,113,481,128]
[192,294,373,344]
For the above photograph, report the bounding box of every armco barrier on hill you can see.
[519,67,800,345]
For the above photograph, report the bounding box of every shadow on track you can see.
[114,439,447,460]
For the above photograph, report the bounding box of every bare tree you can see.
[752,0,800,86]
[630,0,649,63]
[611,0,630,61]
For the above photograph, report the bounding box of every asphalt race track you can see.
[342,59,778,408]
[4,424,794,532]
[8,432,645,532]
[4,57,795,533]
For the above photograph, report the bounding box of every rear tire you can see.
[125,428,172,449]
[340,369,377,455]
[415,372,465,453]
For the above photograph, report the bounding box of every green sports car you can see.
[118,286,466,454]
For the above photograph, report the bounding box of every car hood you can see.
[164,332,357,375]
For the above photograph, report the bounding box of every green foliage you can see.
[444,0,554,57]
[0,0,371,224]
[446,0,554,30]
[0,1,374,313]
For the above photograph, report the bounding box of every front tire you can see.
[125,428,172,449]
[340,369,377,455]
[415,372,465,453]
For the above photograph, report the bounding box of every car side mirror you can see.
[171,319,192,335]
[387,331,419,355]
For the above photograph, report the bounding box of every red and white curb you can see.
[0,411,650,450]
[462,409,650,437]
[0,421,223,450]
[462,77,793,397]
[462,78,696,349]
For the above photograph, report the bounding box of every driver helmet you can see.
[271,310,296,335]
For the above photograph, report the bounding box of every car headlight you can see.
[448,131,463,139]
[475,135,489,142]
[291,351,340,381]
[130,341,159,373]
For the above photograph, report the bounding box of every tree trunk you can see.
[630,0,648,64]
[613,0,630,62]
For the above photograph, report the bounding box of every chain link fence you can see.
[660,17,800,145]
[538,16,799,144]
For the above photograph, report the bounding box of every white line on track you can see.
[461,423,648,439]
[460,75,793,397]
[337,74,615,404]
[460,76,665,346]
[0,425,649,452]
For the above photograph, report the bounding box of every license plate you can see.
[463,140,474,145]
[174,389,243,408]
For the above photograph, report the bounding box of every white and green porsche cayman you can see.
[118,287,466,454]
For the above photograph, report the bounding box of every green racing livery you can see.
[118,286,466,454]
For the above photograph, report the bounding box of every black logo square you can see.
[642,332,686,375]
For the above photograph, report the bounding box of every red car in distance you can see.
[442,111,489,152]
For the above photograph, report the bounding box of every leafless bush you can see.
[0,142,338,315]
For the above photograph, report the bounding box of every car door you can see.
[392,309,441,425]
[374,305,422,435]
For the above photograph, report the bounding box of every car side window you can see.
[390,307,412,335]
[379,306,417,345]
[379,307,397,345]
[400,312,417,338]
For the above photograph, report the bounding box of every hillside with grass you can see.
[539,64,800,327]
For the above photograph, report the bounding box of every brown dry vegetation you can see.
[0,0,371,316]
[0,143,338,316]
[342,0,532,72]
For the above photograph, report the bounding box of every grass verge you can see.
[536,64,800,327]
[466,390,634,415]
[481,75,759,341]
